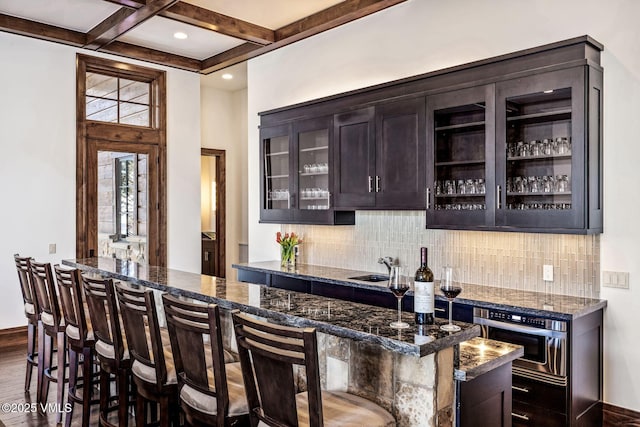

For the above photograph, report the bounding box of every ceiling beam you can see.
[85,0,179,50]
[101,40,202,72]
[104,0,275,45]
[161,2,275,45]
[0,13,86,46]
[201,0,407,74]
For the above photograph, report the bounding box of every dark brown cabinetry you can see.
[201,237,217,276]
[333,97,426,210]
[426,66,602,234]
[260,117,355,225]
[260,36,603,232]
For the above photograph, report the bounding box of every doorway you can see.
[201,149,226,277]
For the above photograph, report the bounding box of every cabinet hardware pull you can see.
[512,385,529,393]
[376,176,381,192]
[426,188,431,210]
[368,176,373,193]
[435,307,446,313]
[204,251,209,261]
[511,412,530,421]
[288,194,291,209]
[496,185,502,209]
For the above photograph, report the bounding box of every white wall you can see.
[0,31,202,328]
[247,0,640,411]
[200,86,248,280]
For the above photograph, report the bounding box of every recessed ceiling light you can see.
[173,32,188,40]
[222,73,233,80]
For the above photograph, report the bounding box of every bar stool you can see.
[30,260,67,424]
[231,311,396,427]
[54,265,97,427]
[161,294,250,427]
[115,283,180,427]
[82,275,134,427]
[13,254,40,393]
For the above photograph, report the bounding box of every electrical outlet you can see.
[48,243,56,254]
[603,271,630,289]
[543,264,554,281]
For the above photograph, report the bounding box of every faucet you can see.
[378,256,394,275]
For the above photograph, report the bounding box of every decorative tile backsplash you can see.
[283,211,600,298]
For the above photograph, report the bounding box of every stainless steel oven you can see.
[473,307,567,386]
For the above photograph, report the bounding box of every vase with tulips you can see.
[276,232,302,267]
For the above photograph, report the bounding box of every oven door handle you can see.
[473,316,567,339]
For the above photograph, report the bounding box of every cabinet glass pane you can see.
[505,88,572,211]
[433,103,486,211]
[264,135,290,210]
[298,129,330,211]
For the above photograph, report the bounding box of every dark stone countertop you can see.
[233,261,607,320]
[63,258,480,358]
[455,338,524,381]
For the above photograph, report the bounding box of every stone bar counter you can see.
[64,258,480,427]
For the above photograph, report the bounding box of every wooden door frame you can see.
[76,54,167,266]
[201,148,226,278]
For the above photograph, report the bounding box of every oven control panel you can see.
[487,310,548,328]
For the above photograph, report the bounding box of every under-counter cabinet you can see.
[260,116,355,225]
[333,97,426,209]
[426,66,603,234]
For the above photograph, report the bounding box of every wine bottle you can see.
[414,247,434,324]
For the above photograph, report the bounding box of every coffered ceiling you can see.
[0,0,407,74]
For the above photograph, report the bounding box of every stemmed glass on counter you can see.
[388,266,411,329]
[440,266,462,332]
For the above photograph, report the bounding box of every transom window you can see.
[86,72,152,127]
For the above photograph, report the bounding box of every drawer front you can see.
[512,375,567,414]
[512,401,566,427]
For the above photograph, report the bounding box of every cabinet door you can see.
[495,68,586,230]
[426,85,495,229]
[293,116,334,223]
[333,107,376,208]
[260,124,293,223]
[375,97,427,208]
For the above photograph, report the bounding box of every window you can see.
[85,72,152,127]
[115,155,137,238]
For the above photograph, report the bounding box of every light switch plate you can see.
[48,243,56,254]
[602,271,630,289]
[543,264,554,281]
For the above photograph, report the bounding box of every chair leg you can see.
[56,331,66,424]
[25,322,36,391]
[36,321,44,403]
[159,396,170,427]
[135,392,145,427]
[40,331,53,405]
[80,347,93,427]
[117,368,130,426]
[65,348,78,427]
[99,369,110,424]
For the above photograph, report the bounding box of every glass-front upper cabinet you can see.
[297,126,330,212]
[426,85,495,229]
[260,124,292,222]
[259,117,354,225]
[495,68,587,230]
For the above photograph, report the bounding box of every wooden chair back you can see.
[82,275,125,364]
[14,254,39,323]
[115,283,167,388]
[231,310,323,427]
[161,294,230,417]
[54,266,89,345]
[30,260,62,332]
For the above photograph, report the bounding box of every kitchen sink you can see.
[348,274,389,282]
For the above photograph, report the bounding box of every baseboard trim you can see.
[0,325,28,349]
[603,402,640,426]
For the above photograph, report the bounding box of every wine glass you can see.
[388,266,411,329]
[440,266,462,332]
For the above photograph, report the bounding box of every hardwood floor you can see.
[0,344,130,426]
